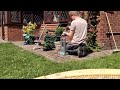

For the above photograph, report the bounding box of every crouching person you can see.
[62,11,88,57]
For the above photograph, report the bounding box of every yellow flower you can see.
[22,22,37,34]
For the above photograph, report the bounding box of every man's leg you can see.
[66,43,79,54]
[77,43,87,57]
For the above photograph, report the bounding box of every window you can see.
[10,11,21,23]
[44,11,70,23]
[8,11,43,25]
[22,11,43,25]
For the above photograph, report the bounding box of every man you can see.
[62,11,88,55]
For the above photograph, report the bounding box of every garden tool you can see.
[33,24,47,50]
[105,12,120,53]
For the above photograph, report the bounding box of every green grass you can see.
[0,43,120,79]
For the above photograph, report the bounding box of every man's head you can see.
[69,11,80,20]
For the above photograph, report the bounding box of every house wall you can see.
[97,11,120,50]
[0,25,24,41]
[0,11,43,41]
[0,25,40,41]
[1,11,120,50]
[7,25,24,41]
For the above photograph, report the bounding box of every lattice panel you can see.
[59,11,69,21]
[44,11,71,23]
[44,11,52,23]
[54,11,59,17]
[22,11,32,23]
[53,11,60,22]
[10,11,20,22]
[34,14,43,24]
[22,11,43,25]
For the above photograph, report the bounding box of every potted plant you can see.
[22,22,37,45]
[43,30,56,51]
[54,26,64,41]
[54,26,64,51]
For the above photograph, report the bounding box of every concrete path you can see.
[34,69,120,79]
[0,38,8,43]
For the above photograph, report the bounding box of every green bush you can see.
[43,30,56,51]
[54,26,64,41]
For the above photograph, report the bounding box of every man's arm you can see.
[65,30,74,40]
[65,22,75,40]
[61,28,74,42]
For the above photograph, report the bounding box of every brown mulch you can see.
[11,41,113,63]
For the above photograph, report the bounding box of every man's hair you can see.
[69,11,80,16]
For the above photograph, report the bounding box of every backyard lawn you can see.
[0,43,120,79]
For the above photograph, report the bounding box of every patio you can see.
[11,41,113,63]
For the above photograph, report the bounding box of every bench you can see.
[39,24,59,40]
[32,24,59,43]
[32,23,69,43]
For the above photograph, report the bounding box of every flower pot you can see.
[54,41,61,51]
[23,34,35,45]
